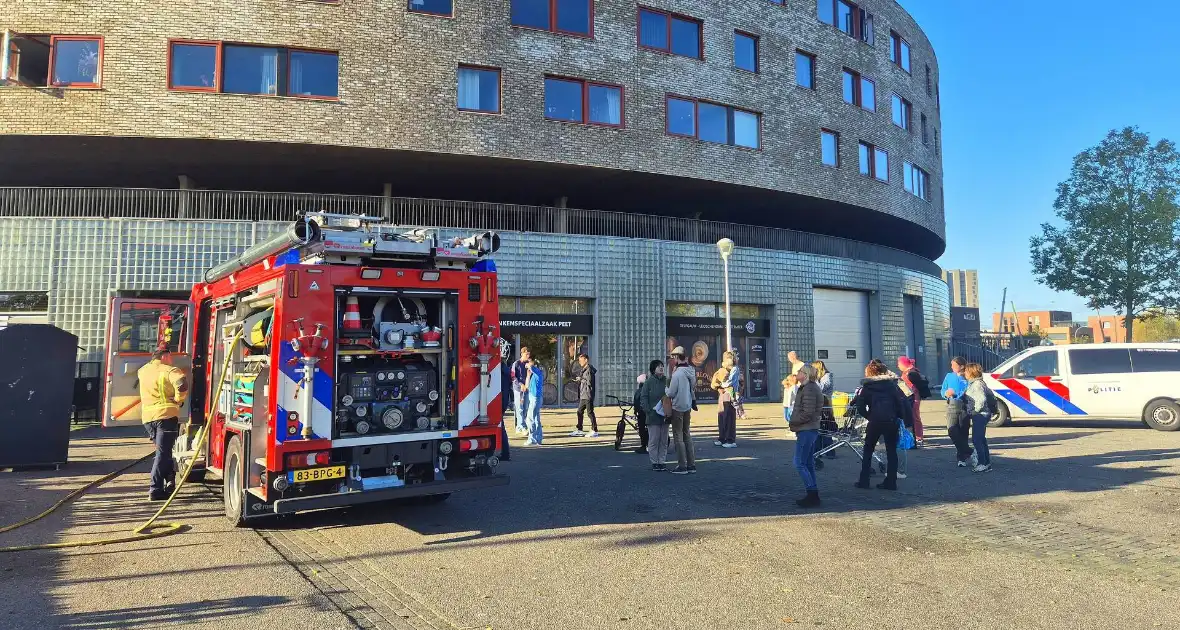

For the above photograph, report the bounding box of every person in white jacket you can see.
[665,346,697,475]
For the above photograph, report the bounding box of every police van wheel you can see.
[223,436,247,527]
[988,401,1011,428]
[1144,400,1180,432]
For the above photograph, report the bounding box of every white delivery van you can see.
[984,343,1180,431]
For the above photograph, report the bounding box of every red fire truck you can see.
[102,213,509,525]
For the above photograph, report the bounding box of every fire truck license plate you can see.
[289,466,346,483]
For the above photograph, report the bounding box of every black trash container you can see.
[0,324,78,467]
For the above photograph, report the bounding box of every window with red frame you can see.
[512,0,592,36]
[821,129,839,167]
[666,95,760,149]
[842,68,875,111]
[638,8,702,59]
[818,0,873,44]
[891,93,911,130]
[544,76,623,127]
[4,35,102,87]
[167,41,338,99]
[859,141,889,182]
[889,31,911,73]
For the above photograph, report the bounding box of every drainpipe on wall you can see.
[177,175,193,219]
[0,31,10,86]
[555,196,568,234]
[382,183,393,220]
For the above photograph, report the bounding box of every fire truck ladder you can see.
[0,331,245,553]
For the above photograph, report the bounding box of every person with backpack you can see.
[848,359,912,490]
[962,363,995,473]
[940,356,974,467]
[622,373,650,454]
[897,356,929,447]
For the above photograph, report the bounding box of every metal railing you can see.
[0,187,941,275]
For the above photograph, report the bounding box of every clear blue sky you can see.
[902,0,1180,323]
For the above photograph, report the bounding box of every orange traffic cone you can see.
[343,296,362,330]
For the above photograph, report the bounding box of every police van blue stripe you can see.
[1031,389,1087,416]
[995,389,1045,415]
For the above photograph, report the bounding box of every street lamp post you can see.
[717,238,735,354]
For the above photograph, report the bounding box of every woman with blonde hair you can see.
[811,360,835,455]
[711,351,740,448]
[962,363,995,473]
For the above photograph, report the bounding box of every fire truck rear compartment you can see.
[334,291,456,439]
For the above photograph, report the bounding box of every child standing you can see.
[781,374,799,423]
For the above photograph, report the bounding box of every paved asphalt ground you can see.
[3,401,1179,629]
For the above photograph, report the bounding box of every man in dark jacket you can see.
[571,353,599,437]
[849,359,912,491]
[498,349,511,461]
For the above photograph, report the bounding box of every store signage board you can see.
[500,314,593,335]
[666,317,770,337]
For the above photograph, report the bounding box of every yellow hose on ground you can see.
[0,332,243,553]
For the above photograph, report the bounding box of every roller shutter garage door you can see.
[812,289,871,393]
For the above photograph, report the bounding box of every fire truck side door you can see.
[102,298,195,427]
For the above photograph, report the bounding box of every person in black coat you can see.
[498,350,512,461]
[848,359,912,490]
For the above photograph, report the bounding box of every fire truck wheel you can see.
[223,436,247,527]
[419,493,451,505]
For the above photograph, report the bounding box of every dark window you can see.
[223,45,282,96]
[512,0,592,35]
[1069,349,1132,375]
[0,291,49,312]
[1130,348,1180,373]
[408,0,453,16]
[458,65,500,113]
[795,50,815,89]
[934,128,940,156]
[1003,351,1059,379]
[925,65,932,96]
[819,1,872,43]
[842,68,874,111]
[734,31,758,73]
[289,50,339,98]
[639,8,702,59]
[891,94,911,130]
[544,76,622,126]
[889,31,911,73]
[666,96,760,149]
[169,41,218,91]
[219,45,339,98]
[921,113,929,144]
[859,141,888,181]
[821,129,839,167]
[904,162,930,200]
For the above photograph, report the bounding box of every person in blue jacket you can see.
[524,359,545,446]
[940,356,973,466]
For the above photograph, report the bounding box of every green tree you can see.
[1134,313,1180,342]
[1031,127,1180,342]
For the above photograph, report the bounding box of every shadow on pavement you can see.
[260,416,1180,546]
[53,594,294,629]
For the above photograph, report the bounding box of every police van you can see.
[985,343,1180,431]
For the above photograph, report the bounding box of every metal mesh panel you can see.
[51,220,119,361]
[0,218,54,291]
[121,220,256,290]
[0,188,940,276]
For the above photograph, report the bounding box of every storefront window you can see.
[519,333,560,406]
[517,298,588,314]
[666,302,718,317]
[499,297,518,314]
[562,335,590,403]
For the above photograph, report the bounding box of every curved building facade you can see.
[0,0,950,403]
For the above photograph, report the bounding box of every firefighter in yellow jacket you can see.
[138,349,189,501]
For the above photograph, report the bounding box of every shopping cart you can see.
[813,411,887,473]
